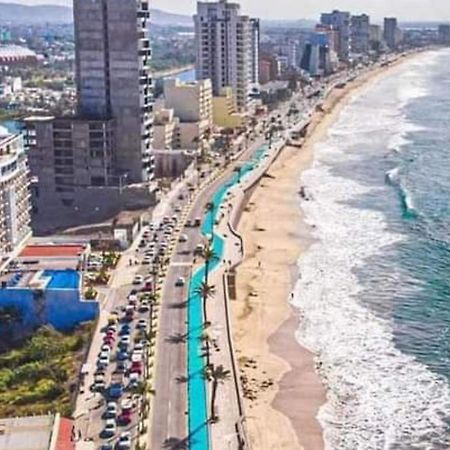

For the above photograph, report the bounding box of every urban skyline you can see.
[6,0,450,22]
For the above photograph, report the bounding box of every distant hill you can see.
[0,2,72,24]
[261,19,316,29]
[0,2,193,26]
[151,8,192,27]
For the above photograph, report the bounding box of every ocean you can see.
[294,49,450,449]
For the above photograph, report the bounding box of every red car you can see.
[130,361,143,375]
[118,408,133,425]
[103,336,115,346]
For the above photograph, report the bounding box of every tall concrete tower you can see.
[74,0,154,183]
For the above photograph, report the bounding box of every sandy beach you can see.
[231,55,420,450]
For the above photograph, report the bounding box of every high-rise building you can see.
[74,0,153,183]
[438,25,450,45]
[24,0,155,233]
[351,14,370,54]
[300,33,332,76]
[384,17,399,49]
[0,132,31,257]
[194,0,259,112]
[316,24,340,56]
[250,18,260,85]
[321,10,351,61]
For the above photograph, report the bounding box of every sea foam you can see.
[292,52,450,449]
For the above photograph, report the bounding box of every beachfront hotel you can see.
[0,131,31,260]
[194,0,260,112]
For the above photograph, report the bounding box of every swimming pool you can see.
[42,270,80,290]
[187,143,272,450]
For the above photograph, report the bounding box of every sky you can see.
[11,0,450,22]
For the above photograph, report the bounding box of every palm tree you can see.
[201,242,219,286]
[233,165,243,183]
[208,364,231,421]
[194,281,216,366]
[205,201,215,237]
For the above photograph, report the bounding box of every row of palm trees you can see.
[192,202,231,422]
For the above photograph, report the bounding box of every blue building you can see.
[0,269,99,332]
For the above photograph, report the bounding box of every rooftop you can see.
[0,415,54,450]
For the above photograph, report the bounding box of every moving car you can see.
[117,432,132,449]
[132,275,143,285]
[137,319,148,330]
[179,234,188,243]
[102,419,116,438]
[104,402,118,419]
[108,381,124,399]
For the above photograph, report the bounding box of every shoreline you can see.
[232,54,422,450]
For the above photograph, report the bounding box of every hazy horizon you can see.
[2,0,450,22]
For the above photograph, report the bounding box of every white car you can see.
[117,432,132,449]
[97,354,110,368]
[179,234,188,243]
[142,256,152,265]
[137,318,148,329]
[132,275,143,285]
[103,419,116,438]
[104,401,118,419]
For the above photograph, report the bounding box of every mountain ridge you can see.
[0,2,193,26]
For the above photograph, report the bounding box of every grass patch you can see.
[0,324,94,418]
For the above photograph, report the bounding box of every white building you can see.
[194,0,259,112]
[0,131,31,258]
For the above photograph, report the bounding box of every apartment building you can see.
[0,132,31,258]
[351,14,370,54]
[163,78,213,126]
[384,17,399,49]
[321,10,351,61]
[194,0,259,111]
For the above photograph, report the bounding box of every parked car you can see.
[179,234,188,243]
[132,275,143,285]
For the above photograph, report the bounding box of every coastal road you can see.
[149,135,268,449]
